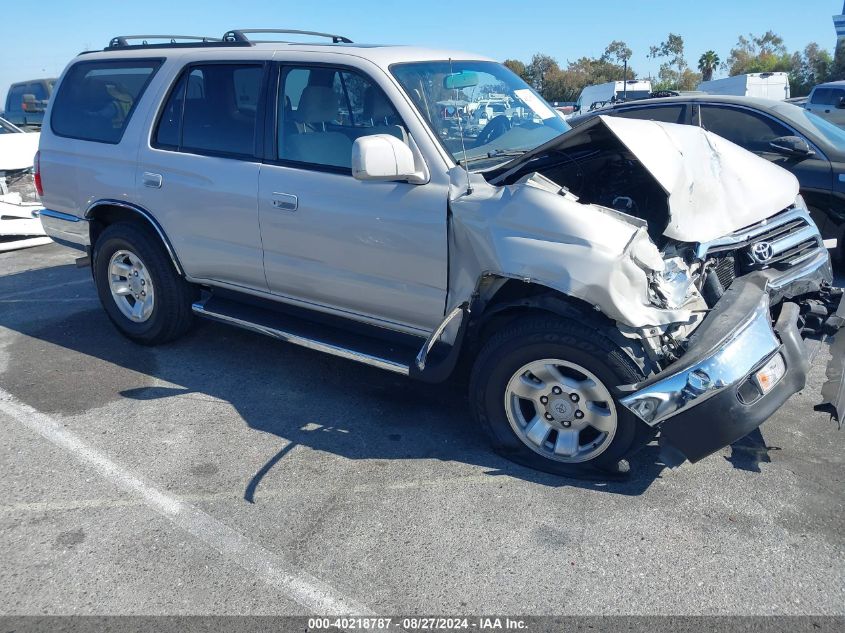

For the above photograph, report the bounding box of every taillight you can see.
[34,150,43,197]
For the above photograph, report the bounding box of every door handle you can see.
[271,192,298,211]
[142,172,163,188]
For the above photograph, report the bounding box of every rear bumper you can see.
[619,275,814,463]
[38,209,89,251]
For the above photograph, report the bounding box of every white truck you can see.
[575,80,652,114]
[698,72,791,100]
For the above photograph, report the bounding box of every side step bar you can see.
[192,296,417,375]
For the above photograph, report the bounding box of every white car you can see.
[0,117,48,251]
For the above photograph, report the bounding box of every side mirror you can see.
[352,134,426,184]
[837,96,845,109]
[769,135,814,158]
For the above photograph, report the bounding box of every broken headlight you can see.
[649,257,702,311]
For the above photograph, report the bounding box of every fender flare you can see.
[85,199,184,276]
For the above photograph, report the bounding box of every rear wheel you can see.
[469,315,647,475]
[93,222,194,345]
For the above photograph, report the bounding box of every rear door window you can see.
[828,88,845,106]
[810,88,831,105]
[615,104,686,124]
[50,59,162,143]
[153,63,264,157]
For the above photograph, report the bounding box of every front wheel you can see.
[93,222,194,345]
[469,315,648,475]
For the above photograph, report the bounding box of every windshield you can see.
[391,60,570,169]
[801,110,845,148]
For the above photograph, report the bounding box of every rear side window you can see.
[153,63,264,157]
[615,104,686,124]
[51,59,162,143]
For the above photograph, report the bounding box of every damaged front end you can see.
[467,115,845,464]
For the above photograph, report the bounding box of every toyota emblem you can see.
[750,241,775,264]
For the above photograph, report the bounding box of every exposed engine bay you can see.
[483,116,840,370]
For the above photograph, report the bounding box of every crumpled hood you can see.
[0,131,40,171]
[599,116,799,242]
[495,115,799,243]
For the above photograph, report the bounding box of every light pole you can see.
[623,57,628,100]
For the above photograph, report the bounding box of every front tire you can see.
[93,222,194,345]
[469,315,647,475]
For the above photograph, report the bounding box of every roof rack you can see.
[222,29,353,44]
[105,35,244,50]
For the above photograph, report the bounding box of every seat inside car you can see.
[363,86,407,142]
[284,85,352,168]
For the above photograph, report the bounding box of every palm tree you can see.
[698,51,720,82]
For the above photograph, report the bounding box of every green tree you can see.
[649,33,687,89]
[790,43,835,96]
[525,53,561,95]
[603,40,633,79]
[725,31,791,75]
[503,59,528,81]
[698,50,720,82]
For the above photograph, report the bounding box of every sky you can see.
[1,0,842,106]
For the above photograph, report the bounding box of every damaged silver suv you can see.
[37,30,844,475]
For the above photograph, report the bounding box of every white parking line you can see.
[0,387,373,616]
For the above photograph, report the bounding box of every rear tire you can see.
[469,314,648,475]
[93,222,194,345]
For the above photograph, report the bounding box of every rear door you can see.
[256,62,449,333]
[137,59,268,290]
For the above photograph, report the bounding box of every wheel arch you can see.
[86,200,184,276]
[460,275,654,376]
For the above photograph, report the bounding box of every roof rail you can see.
[222,29,353,44]
[105,35,244,50]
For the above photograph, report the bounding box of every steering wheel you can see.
[475,115,511,147]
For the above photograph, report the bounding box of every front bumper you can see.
[619,275,817,463]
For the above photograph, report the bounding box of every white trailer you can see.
[575,80,652,114]
[697,72,791,100]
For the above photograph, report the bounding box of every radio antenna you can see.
[450,58,473,196]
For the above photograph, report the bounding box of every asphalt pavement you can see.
[1,243,843,616]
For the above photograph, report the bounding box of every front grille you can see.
[743,213,821,271]
[713,255,738,289]
[700,207,825,290]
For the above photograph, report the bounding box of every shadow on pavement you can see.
[0,259,780,499]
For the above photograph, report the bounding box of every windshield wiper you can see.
[459,149,527,166]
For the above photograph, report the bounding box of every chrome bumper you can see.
[39,209,90,250]
[620,290,781,426]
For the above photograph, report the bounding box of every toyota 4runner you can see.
[36,30,845,475]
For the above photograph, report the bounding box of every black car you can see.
[569,95,845,263]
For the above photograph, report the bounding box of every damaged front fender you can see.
[447,167,698,330]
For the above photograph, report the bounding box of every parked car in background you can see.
[805,80,845,127]
[574,80,652,114]
[0,116,48,251]
[569,95,845,264]
[4,78,56,128]
[697,72,790,100]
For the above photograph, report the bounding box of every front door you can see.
[257,63,448,333]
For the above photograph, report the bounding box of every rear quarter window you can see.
[50,59,162,144]
[615,104,686,124]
